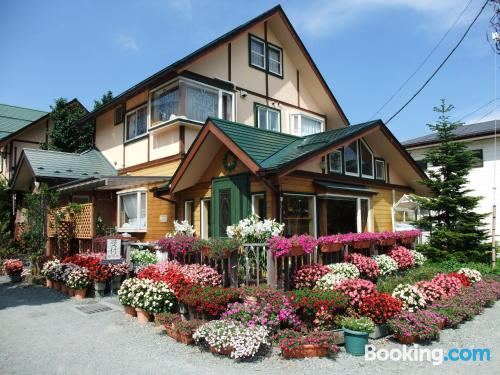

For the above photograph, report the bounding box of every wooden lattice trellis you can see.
[47,203,94,239]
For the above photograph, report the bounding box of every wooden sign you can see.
[107,239,122,260]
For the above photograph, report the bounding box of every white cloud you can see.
[288,0,471,38]
[117,32,139,52]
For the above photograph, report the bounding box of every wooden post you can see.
[267,248,276,289]
[229,251,238,287]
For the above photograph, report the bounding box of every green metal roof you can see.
[0,104,48,141]
[210,118,379,170]
[22,148,117,180]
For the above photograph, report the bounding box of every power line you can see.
[477,101,500,121]
[459,97,500,121]
[370,0,474,120]
[386,0,490,124]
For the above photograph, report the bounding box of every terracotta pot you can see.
[401,237,416,245]
[438,321,445,330]
[289,245,305,257]
[221,249,232,259]
[68,288,75,297]
[61,284,69,294]
[394,334,419,344]
[124,305,137,318]
[320,243,343,253]
[46,278,53,288]
[352,240,372,249]
[165,325,179,340]
[282,344,328,359]
[177,332,194,345]
[53,281,61,290]
[201,247,211,257]
[74,288,87,300]
[210,345,234,356]
[136,308,151,324]
[379,238,396,247]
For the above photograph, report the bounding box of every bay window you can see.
[256,104,280,132]
[360,140,374,178]
[150,86,180,126]
[292,114,323,136]
[125,105,147,141]
[117,190,147,232]
[344,141,359,176]
[281,194,316,237]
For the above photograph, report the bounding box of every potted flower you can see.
[317,235,343,253]
[129,248,157,272]
[209,238,240,259]
[378,231,397,247]
[267,234,316,257]
[351,232,376,249]
[357,292,402,338]
[175,319,204,345]
[226,214,284,244]
[60,263,79,295]
[341,316,375,356]
[192,238,212,258]
[66,267,90,299]
[40,259,60,288]
[278,330,340,359]
[397,229,421,245]
[132,279,175,324]
[391,284,426,312]
[110,263,128,291]
[3,259,23,283]
[118,277,139,317]
[388,310,442,344]
[88,264,112,297]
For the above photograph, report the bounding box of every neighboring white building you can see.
[403,120,500,241]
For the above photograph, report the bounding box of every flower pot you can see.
[369,324,391,339]
[201,247,211,258]
[136,308,151,324]
[320,243,343,253]
[343,328,370,356]
[74,288,87,300]
[352,240,372,250]
[177,332,194,345]
[67,288,75,297]
[111,276,121,291]
[46,278,53,288]
[401,236,416,245]
[8,273,22,283]
[165,325,179,340]
[289,245,305,257]
[124,305,136,318]
[379,238,396,247]
[53,281,61,290]
[210,345,234,356]
[282,344,328,359]
[394,334,419,344]
[438,321,445,330]
[94,281,106,297]
[221,249,232,259]
[61,284,69,294]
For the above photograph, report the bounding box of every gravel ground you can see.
[0,277,499,375]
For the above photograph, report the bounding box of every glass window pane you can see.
[126,112,137,140]
[222,93,232,120]
[250,38,265,68]
[252,194,266,218]
[219,189,231,237]
[126,107,147,141]
[301,116,321,135]
[268,110,279,131]
[120,194,138,227]
[257,107,267,129]
[375,160,386,180]
[282,195,314,236]
[184,201,193,225]
[140,192,146,229]
[360,141,373,177]
[326,197,357,234]
[151,87,179,125]
[268,46,281,75]
[185,84,218,122]
[329,151,342,173]
[344,141,359,175]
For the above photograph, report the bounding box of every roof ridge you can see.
[0,103,48,113]
[209,117,300,140]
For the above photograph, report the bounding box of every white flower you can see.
[458,268,482,283]
[326,262,360,279]
[392,283,426,312]
[173,220,195,236]
[315,273,348,290]
[374,255,399,275]
[411,250,427,266]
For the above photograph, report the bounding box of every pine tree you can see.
[415,100,489,262]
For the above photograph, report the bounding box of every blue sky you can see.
[0,0,497,141]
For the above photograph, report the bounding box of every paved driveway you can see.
[0,277,499,375]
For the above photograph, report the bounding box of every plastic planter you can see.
[343,328,370,356]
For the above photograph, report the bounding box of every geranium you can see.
[88,264,112,283]
[373,255,398,276]
[131,278,175,313]
[449,272,471,287]
[61,254,102,269]
[41,259,61,279]
[193,320,270,360]
[278,330,340,356]
[227,214,284,244]
[391,284,426,312]
[315,273,349,290]
[138,263,192,298]
[110,263,129,277]
[457,268,482,283]
[431,273,462,297]
[292,264,330,289]
[173,220,195,236]
[388,310,442,340]
[157,234,198,258]
[388,246,415,270]
[358,292,402,324]
[411,250,427,266]
[182,264,222,287]
[66,267,91,290]
[414,281,446,304]
[3,259,23,275]
[334,278,377,309]
[326,262,360,279]
[345,253,380,280]
[118,277,139,306]
[180,285,240,317]
[267,236,292,257]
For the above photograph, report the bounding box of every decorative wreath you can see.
[223,151,237,172]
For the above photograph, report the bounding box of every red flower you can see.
[87,264,112,282]
[449,272,471,287]
[358,292,402,324]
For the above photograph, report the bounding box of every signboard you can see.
[107,239,122,260]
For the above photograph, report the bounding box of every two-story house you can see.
[11,6,428,252]
[403,120,500,240]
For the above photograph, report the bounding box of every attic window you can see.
[249,34,284,78]
[249,35,266,70]
[114,105,124,125]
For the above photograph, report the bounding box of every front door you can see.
[212,173,250,237]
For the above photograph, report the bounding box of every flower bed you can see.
[278,330,340,359]
[292,264,330,289]
[357,292,402,325]
[179,285,240,318]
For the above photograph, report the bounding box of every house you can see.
[403,120,499,239]
[13,5,428,253]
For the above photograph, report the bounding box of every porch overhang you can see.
[315,180,378,196]
[52,176,171,193]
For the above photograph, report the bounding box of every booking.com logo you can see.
[365,344,491,365]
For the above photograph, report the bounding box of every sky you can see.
[0,0,499,141]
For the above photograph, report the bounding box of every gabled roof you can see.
[75,5,349,127]
[0,104,48,141]
[402,120,500,148]
[19,148,117,180]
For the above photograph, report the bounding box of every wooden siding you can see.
[127,160,181,177]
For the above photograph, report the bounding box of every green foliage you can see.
[414,100,489,262]
[93,90,113,110]
[376,263,443,294]
[51,202,83,255]
[341,316,375,333]
[428,259,500,276]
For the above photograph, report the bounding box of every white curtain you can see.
[122,194,137,226]
[301,116,321,135]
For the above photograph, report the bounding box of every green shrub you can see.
[376,263,442,293]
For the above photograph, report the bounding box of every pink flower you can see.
[388,246,415,270]
[346,253,380,280]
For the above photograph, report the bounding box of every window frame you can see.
[251,192,267,218]
[200,198,211,239]
[280,193,317,238]
[267,42,283,78]
[291,113,324,136]
[184,199,194,226]
[328,149,343,174]
[344,140,360,177]
[359,139,375,179]
[248,34,267,71]
[116,188,147,233]
[254,103,281,132]
[114,105,124,125]
[248,34,284,78]
[124,104,148,142]
[374,158,386,181]
[320,194,372,233]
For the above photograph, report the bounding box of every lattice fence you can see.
[47,203,94,239]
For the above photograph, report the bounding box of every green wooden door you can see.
[212,173,250,237]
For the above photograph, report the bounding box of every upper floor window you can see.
[292,114,323,136]
[329,150,342,173]
[249,34,283,78]
[360,140,374,178]
[375,159,386,181]
[151,86,180,126]
[344,141,359,176]
[256,104,280,132]
[117,189,147,232]
[125,105,147,141]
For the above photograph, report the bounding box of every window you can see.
[185,83,218,122]
[375,159,386,181]
[200,198,211,239]
[222,92,233,121]
[256,104,280,132]
[268,44,282,76]
[125,105,147,141]
[150,86,180,126]
[184,200,194,225]
[329,150,342,173]
[344,141,359,176]
[114,105,124,125]
[360,140,374,178]
[251,193,266,218]
[281,194,316,237]
[117,190,147,232]
[471,149,483,168]
[323,196,371,234]
[415,159,428,171]
[292,114,323,136]
[250,36,266,70]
